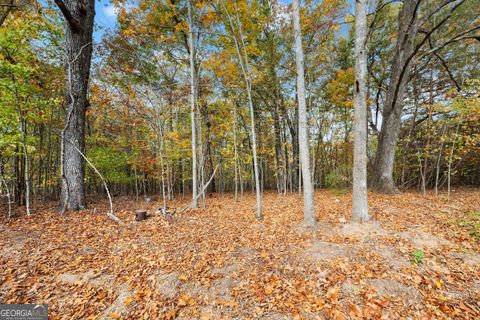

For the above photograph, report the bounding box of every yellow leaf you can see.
[110,313,121,319]
[124,297,133,306]
[228,300,239,308]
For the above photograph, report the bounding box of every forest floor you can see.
[1,189,479,319]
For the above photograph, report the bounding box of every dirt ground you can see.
[1,189,479,319]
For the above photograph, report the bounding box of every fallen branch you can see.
[60,135,121,224]
[177,164,219,215]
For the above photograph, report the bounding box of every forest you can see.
[0,0,479,319]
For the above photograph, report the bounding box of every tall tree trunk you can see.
[220,0,262,219]
[292,0,315,227]
[270,106,285,194]
[435,122,447,196]
[233,101,239,201]
[187,0,198,208]
[352,0,369,222]
[56,0,95,211]
[401,70,419,184]
[21,120,31,216]
[203,102,216,193]
[159,126,167,213]
[280,103,299,192]
[447,121,460,197]
[371,0,419,193]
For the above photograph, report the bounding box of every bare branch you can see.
[418,24,480,59]
[390,0,468,113]
[418,0,460,27]
[428,37,461,91]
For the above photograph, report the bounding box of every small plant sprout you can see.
[412,249,425,264]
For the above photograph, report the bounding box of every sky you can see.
[93,0,118,43]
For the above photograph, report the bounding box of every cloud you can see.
[102,5,118,19]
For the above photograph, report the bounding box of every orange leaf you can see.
[264,285,274,295]
[331,309,347,320]
[164,308,177,320]
[348,302,363,316]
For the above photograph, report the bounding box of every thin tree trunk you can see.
[187,0,198,209]
[159,127,167,213]
[134,163,139,202]
[351,0,369,222]
[292,0,315,227]
[435,122,447,195]
[401,69,419,184]
[233,102,239,201]
[220,0,262,219]
[0,159,12,218]
[196,103,206,207]
[65,138,120,223]
[421,69,434,192]
[21,126,31,216]
[447,121,460,197]
[418,155,426,195]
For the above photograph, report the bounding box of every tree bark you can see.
[270,105,285,194]
[57,0,95,211]
[220,0,262,218]
[292,0,315,227]
[233,102,239,201]
[187,0,198,208]
[352,0,369,222]
[371,0,419,193]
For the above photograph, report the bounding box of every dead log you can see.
[135,209,147,221]
[144,197,158,203]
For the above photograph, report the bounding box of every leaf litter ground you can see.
[0,189,479,319]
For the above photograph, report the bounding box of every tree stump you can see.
[135,210,147,221]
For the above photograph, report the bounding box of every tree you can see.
[371,0,478,193]
[370,0,420,193]
[218,0,263,219]
[351,0,369,222]
[292,0,315,227]
[54,0,95,211]
[187,0,198,208]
